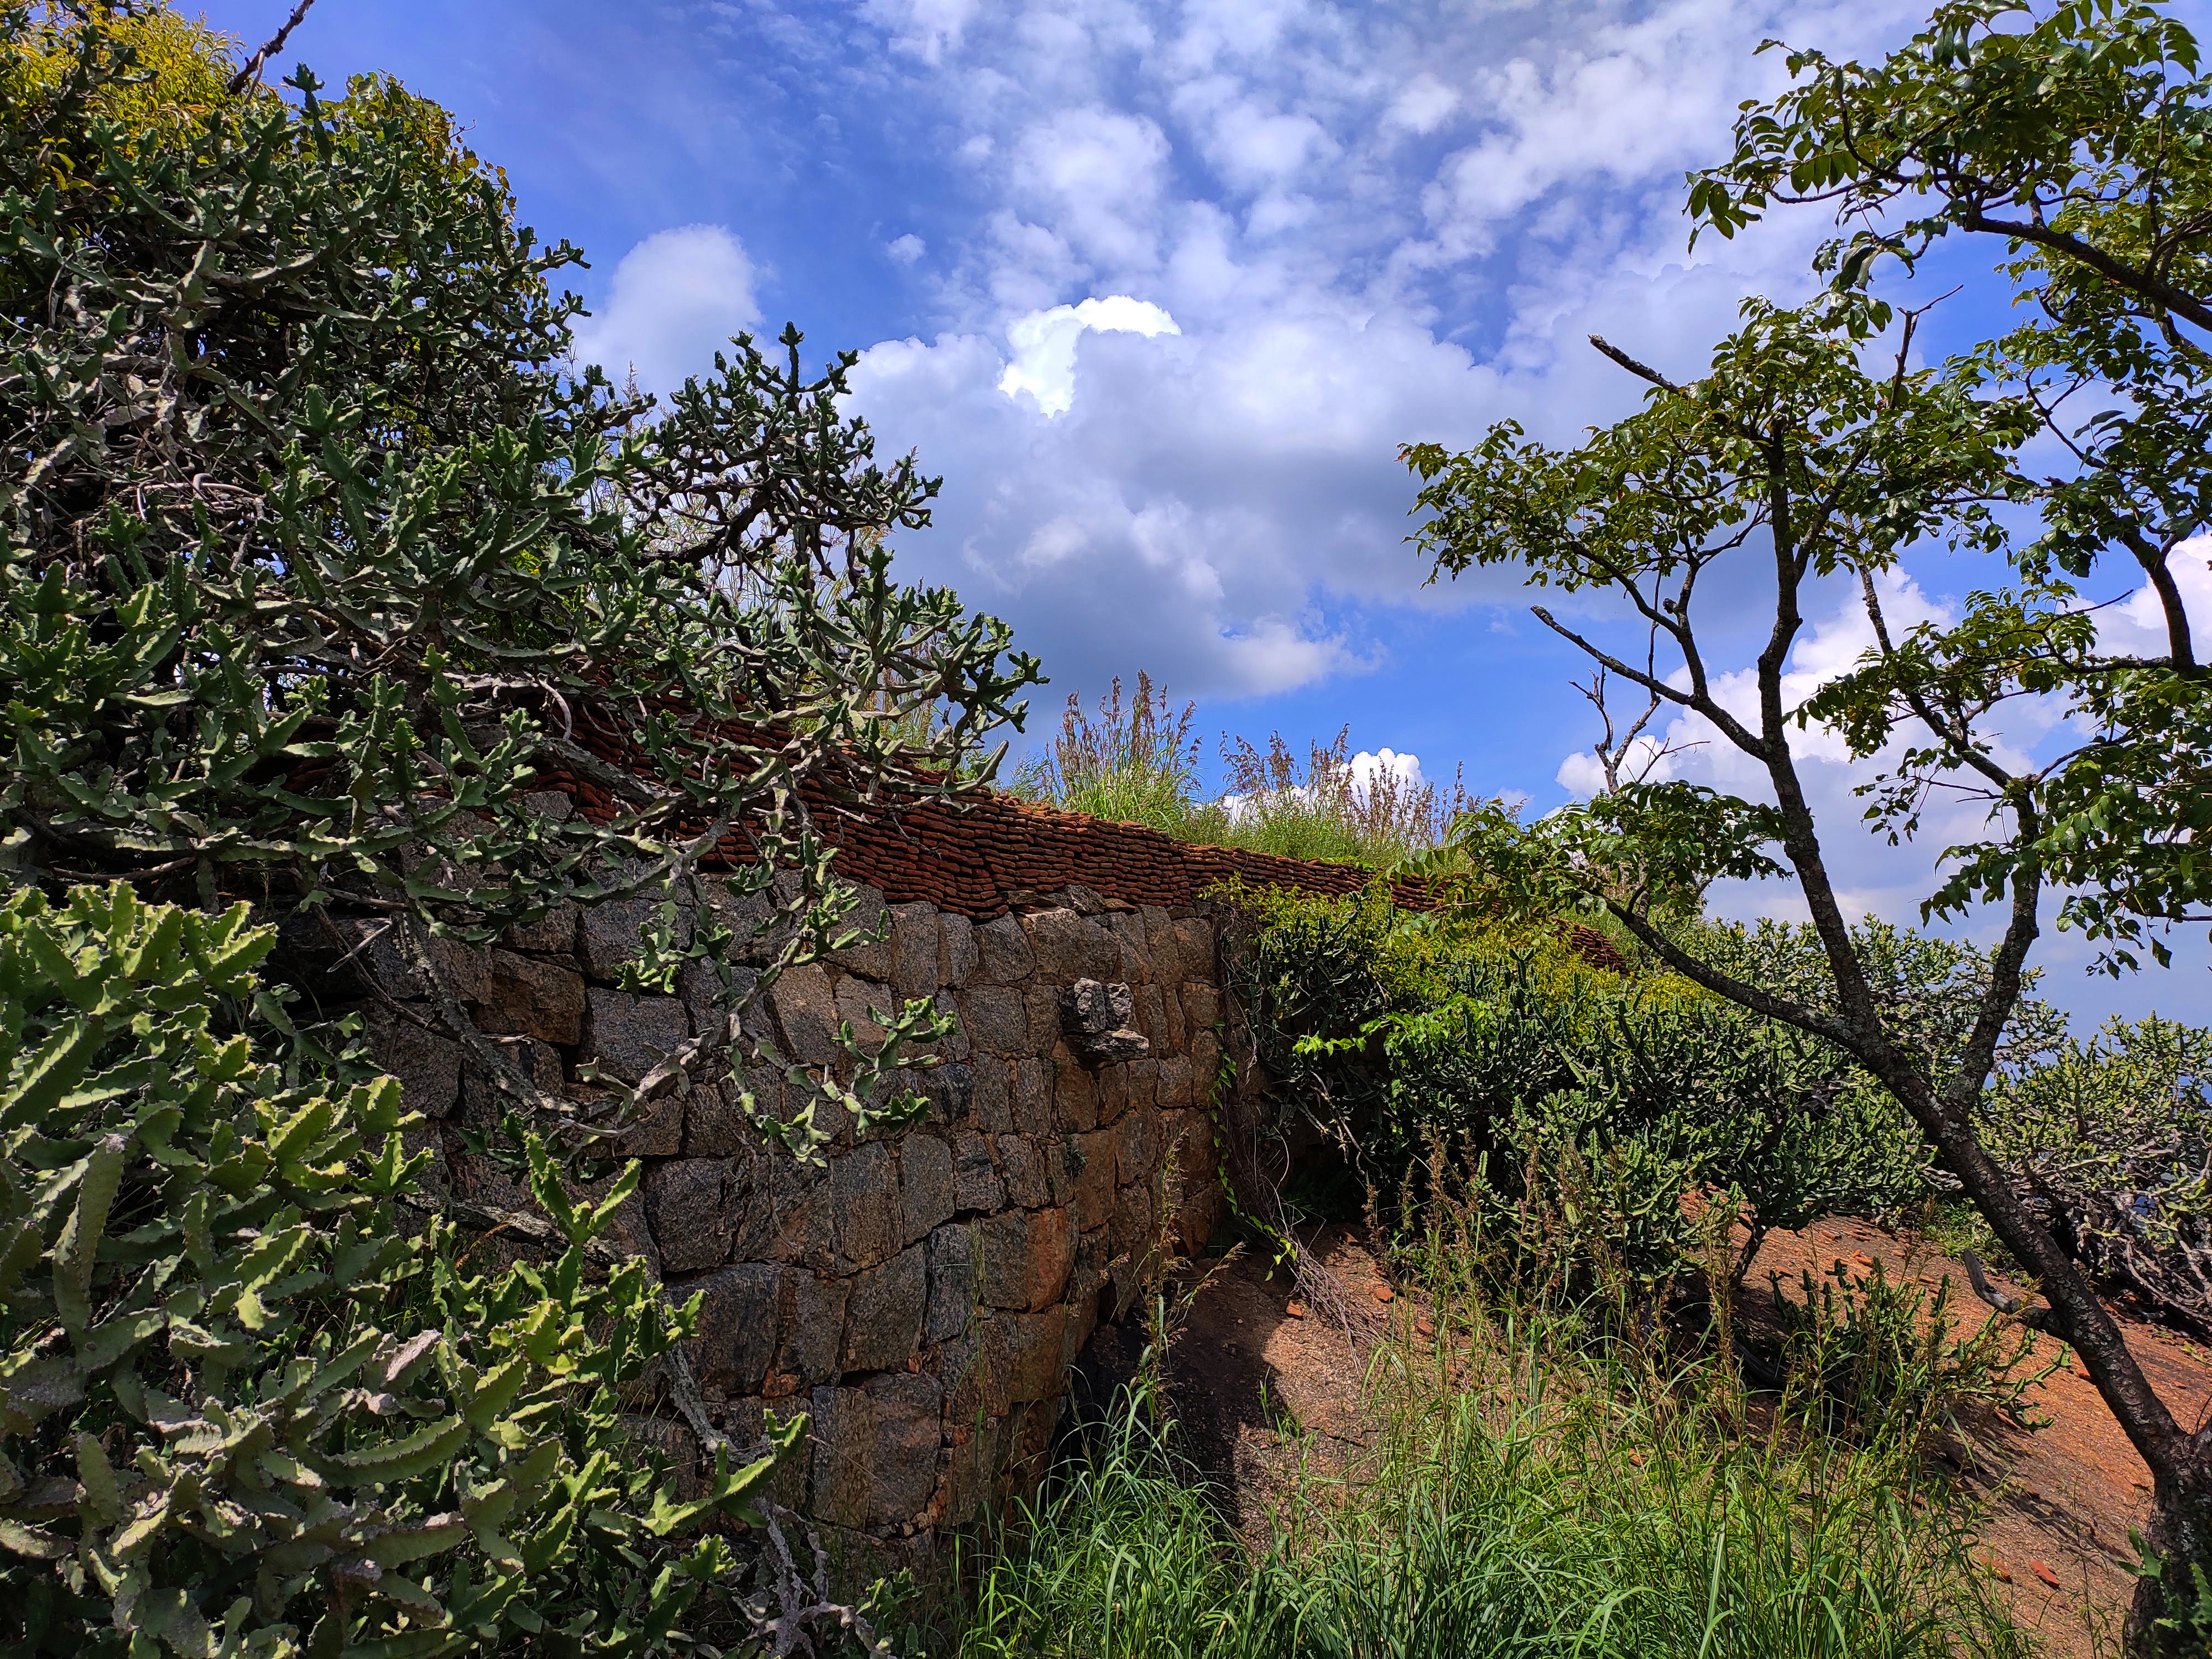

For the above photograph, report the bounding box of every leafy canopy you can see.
[0,3,1040,1150]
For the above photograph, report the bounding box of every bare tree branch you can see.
[227,0,320,96]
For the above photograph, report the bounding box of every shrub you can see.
[0,3,1035,1151]
[1762,1258,2057,1445]
[1224,885,1934,1292]
[1980,1015,2212,1340]
[0,883,813,1659]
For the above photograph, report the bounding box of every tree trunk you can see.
[2132,1461,2212,1655]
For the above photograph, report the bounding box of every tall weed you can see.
[1013,672,1207,836]
[1214,727,1476,867]
[950,1307,2022,1659]
[1010,673,1471,867]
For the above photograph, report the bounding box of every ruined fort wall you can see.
[327,791,1361,1578]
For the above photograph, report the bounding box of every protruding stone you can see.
[360,1005,463,1120]
[581,986,689,1084]
[842,1243,926,1373]
[937,1317,1010,1422]
[1058,979,1149,1066]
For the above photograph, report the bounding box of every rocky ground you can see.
[1149,1217,2212,1659]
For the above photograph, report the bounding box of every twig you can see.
[227,0,320,96]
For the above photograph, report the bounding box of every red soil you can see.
[1162,1216,2212,1657]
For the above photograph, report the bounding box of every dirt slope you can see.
[1157,1218,2212,1658]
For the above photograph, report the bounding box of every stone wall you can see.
[324,847,1245,1582]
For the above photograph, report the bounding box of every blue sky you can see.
[202,0,2212,1025]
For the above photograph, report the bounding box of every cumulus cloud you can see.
[1011,108,1173,270]
[886,233,927,265]
[569,225,759,398]
[801,0,1950,719]
[998,295,1181,415]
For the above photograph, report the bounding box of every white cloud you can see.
[1383,72,1460,137]
[887,233,927,265]
[865,0,980,63]
[569,225,759,398]
[1349,747,1425,792]
[998,295,1181,415]
[1012,108,1173,269]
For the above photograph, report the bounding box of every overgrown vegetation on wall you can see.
[0,885,844,1659]
[0,6,1030,1655]
[1013,675,1474,868]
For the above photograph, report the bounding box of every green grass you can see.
[1012,675,1473,869]
[932,1305,2022,1659]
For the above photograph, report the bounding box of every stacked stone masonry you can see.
[328,764,1622,1583]
[345,850,1240,1584]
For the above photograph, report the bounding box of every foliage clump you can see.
[1225,884,1938,1293]
[0,2,1036,1152]
[1014,676,1472,868]
[0,884,806,1659]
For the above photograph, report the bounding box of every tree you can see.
[0,7,1039,1649]
[1406,2,2212,1634]
[0,8,1037,1146]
